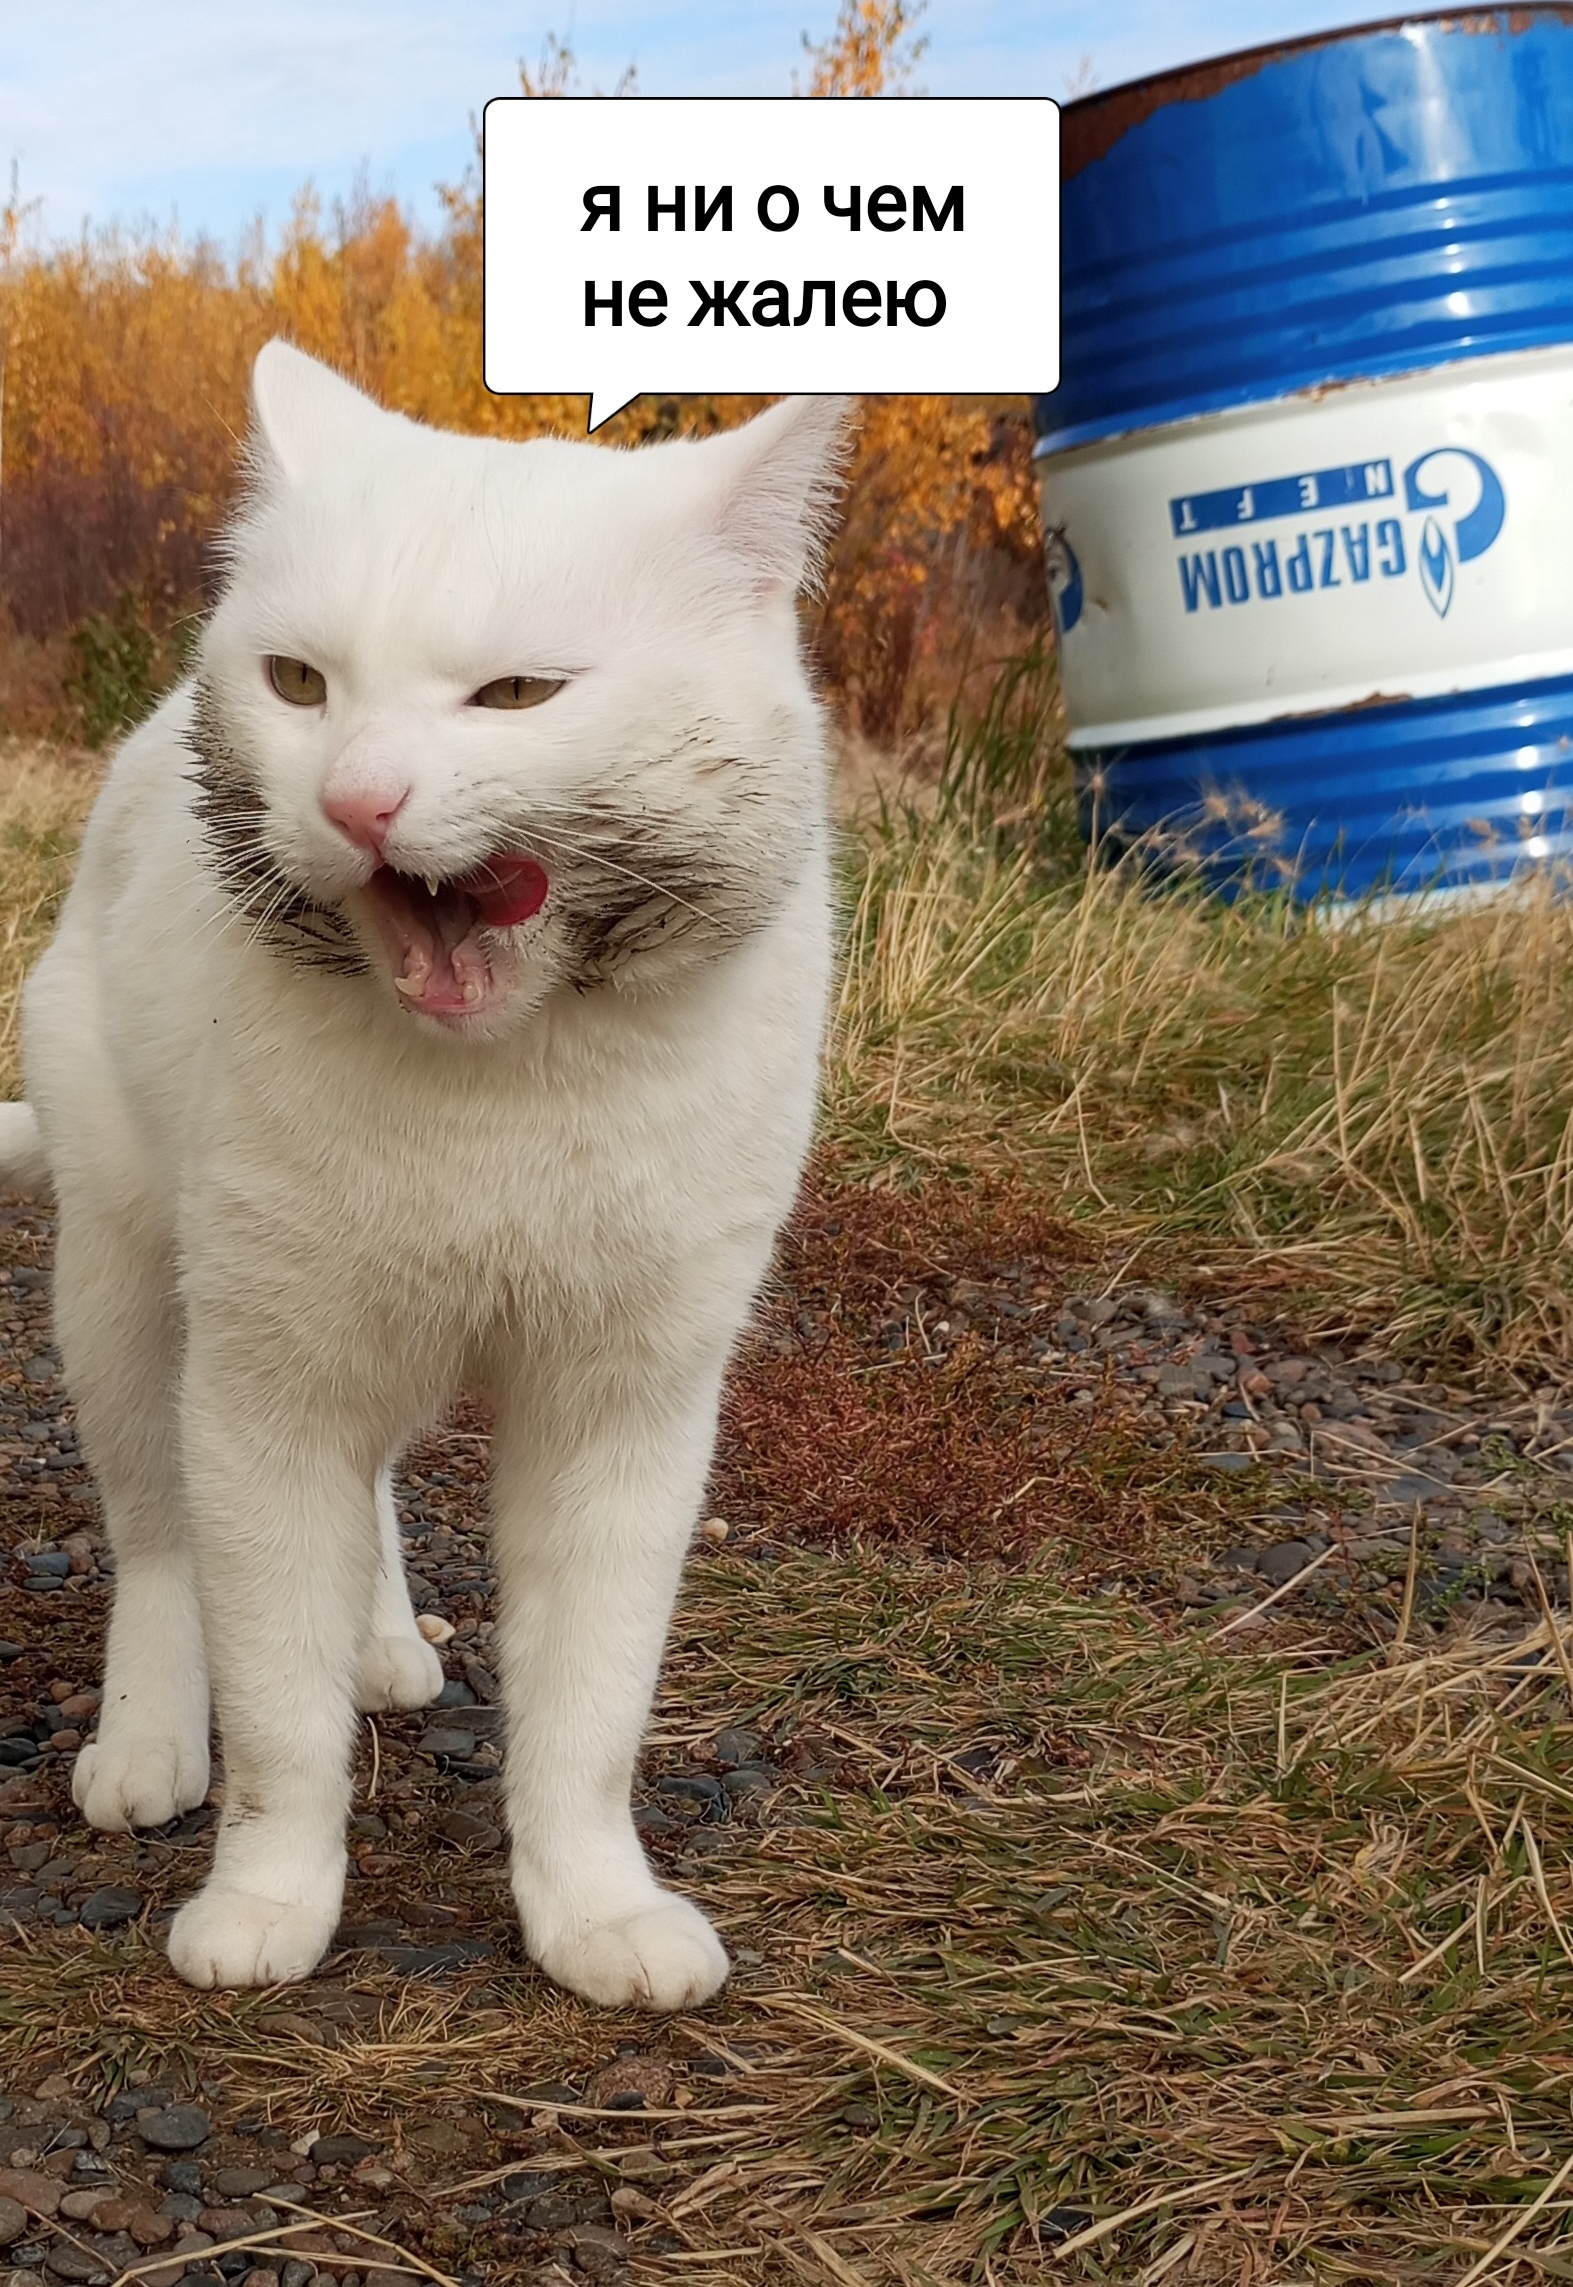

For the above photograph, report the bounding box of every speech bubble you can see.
[482,97,1059,430]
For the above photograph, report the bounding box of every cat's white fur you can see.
[7,345,845,2000]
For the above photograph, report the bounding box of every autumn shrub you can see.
[814,394,1047,741]
[0,183,1046,745]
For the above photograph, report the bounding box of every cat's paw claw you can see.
[72,1735,210,1833]
[534,1895,729,2011]
[167,1884,336,1989]
[355,1632,444,1712]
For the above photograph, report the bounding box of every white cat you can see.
[3,345,845,2002]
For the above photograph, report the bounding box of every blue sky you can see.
[4,1,1394,250]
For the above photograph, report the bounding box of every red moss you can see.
[712,1171,1229,1574]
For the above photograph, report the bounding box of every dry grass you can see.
[12,1549,1573,2281]
[0,739,101,1094]
[831,767,1573,1378]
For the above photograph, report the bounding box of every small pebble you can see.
[78,1887,143,1930]
[138,2107,211,2153]
[309,2135,378,2165]
[436,1808,501,1848]
[104,2091,164,2126]
[36,2243,104,2282]
[56,2191,110,2223]
[197,2204,261,2239]
[416,1728,475,1760]
[0,2170,61,2218]
[210,2169,270,2199]
[711,1728,761,1767]
[111,2204,169,2245]
[500,2169,561,2202]
[1258,1542,1316,1586]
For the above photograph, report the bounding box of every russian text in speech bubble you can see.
[482,96,1059,430]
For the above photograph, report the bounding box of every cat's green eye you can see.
[470,675,564,711]
[268,656,328,707]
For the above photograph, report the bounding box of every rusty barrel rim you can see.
[1039,6,1573,455]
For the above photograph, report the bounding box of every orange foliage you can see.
[799,0,929,96]
[0,7,1046,742]
[817,394,1044,738]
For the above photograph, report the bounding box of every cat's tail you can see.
[0,1103,51,1200]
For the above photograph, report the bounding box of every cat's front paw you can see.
[72,1732,210,1833]
[532,1894,729,2011]
[355,1632,444,1712]
[167,1883,338,1989]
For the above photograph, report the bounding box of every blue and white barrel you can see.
[1035,6,1573,899]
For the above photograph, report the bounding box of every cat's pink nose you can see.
[322,780,408,858]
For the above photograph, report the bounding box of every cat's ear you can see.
[249,340,389,482]
[698,395,854,596]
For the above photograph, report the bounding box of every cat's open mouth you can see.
[360,855,549,1020]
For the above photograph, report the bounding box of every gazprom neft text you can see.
[1165,450,1507,623]
[1172,460,1407,613]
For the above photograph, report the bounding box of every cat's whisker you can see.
[512,823,727,931]
[189,900,248,953]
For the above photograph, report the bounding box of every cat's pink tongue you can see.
[365,855,549,1018]
[455,855,550,928]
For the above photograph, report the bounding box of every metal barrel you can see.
[1035,6,1573,900]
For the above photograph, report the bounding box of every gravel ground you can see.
[997,1278,1573,1626]
[3,1185,1573,2283]
[734,1183,1573,1630]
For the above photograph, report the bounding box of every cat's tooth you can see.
[394,975,423,996]
[424,873,441,896]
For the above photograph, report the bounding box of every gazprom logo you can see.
[1044,525,1083,635]
[1402,449,1506,618]
[1160,449,1506,625]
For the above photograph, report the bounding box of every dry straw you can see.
[7,1550,1573,2280]
[832,652,1573,1377]
[0,739,97,1091]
